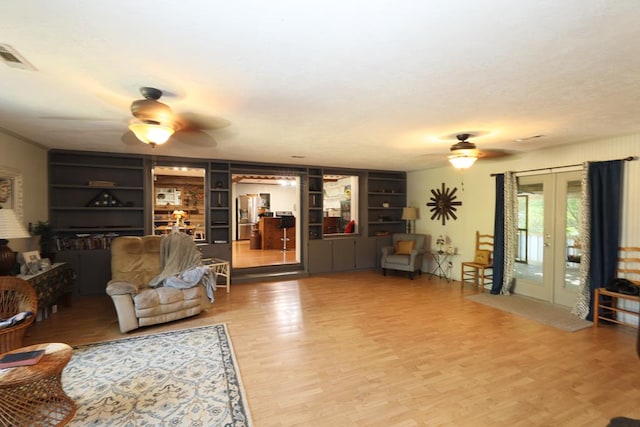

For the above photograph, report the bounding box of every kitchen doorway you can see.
[231,173,301,268]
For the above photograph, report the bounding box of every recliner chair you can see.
[381,233,427,279]
[106,235,212,333]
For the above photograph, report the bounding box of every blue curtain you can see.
[586,160,623,320]
[491,174,505,294]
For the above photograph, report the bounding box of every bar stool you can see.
[279,216,295,252]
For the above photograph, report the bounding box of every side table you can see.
[429,252,453,282]
[18,263,75,321]
[203,258,230,293]
[0,342,77,426]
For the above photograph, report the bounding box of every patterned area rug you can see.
[466,293,593,332]
[62,324,253,426]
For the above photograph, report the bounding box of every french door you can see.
[514,171,582,306]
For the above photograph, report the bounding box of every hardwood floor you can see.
[24,271,640,426]
[232,239,298,268]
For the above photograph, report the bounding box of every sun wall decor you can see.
[426,182,462,225]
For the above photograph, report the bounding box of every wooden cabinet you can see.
[55,249,111,296]
[259,217,296,250]
[308,240,333,273]
[307,236,379,273]
[367,171,407,237]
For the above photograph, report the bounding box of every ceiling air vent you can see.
[0,44,36,70]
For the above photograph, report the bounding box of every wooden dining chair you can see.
[460,231,494,292]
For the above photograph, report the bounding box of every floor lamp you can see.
[401,207,418,234]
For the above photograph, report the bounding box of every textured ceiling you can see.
[2,1,640,171]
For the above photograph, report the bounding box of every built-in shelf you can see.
[209,161,231,245]
[367,171,407,237]
[307,168,323,239]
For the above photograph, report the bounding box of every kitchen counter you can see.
[259,217,296,250]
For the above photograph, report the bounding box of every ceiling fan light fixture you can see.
[448,152,478,169]
[448,133,479,169]
[129,120,175,146]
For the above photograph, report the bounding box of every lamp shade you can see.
[0,208,30,275]
[129,120,175,146]
[401,207,418,221]
[448,153,478,169]
[0,209,30,239]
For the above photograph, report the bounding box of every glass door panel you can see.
[513,171,582,305]
[514,176,552,300]
[553,172,582,307]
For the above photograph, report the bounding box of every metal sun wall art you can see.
[426,182,462,225]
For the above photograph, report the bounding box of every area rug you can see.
[62,324,253,426]
[466,293,593,332]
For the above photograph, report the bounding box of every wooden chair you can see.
[594,247,640,328]
[460,231,494,292]
[0,277,38,353]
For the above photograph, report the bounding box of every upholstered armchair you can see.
[381,233,427,279]
[106,234,212,333]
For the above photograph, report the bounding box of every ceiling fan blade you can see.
[121,130,142,146]
[477,149,514,159]
[172,129,217,147]
[174,112,231,131]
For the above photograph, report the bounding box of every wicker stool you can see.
[0,342,76,426]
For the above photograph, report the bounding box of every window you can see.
[323,174,358,235]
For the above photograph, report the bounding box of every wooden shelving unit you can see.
[307,168,323,240]
[49,151,146,239]
[366,171,407,237]
[209,161,231,246]
[48,150,147,296]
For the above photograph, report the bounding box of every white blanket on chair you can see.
[148,232,216,302]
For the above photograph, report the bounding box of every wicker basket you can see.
[0,277,38,353]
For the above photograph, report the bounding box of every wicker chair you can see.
[0,277,38,353]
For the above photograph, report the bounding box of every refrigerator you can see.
[237,194,261,240]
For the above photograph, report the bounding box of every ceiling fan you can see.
[448,133,480,169]
[125,86,230,148]
[448,133,513,169]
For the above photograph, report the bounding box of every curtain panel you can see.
[572,160,623,320]
[491,174,504,294]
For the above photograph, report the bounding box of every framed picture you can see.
[22,250,41,264]
[0,165,24,220]
[21,251,41,275]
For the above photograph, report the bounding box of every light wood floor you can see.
[24,271,640,426]
[232,239,298,268]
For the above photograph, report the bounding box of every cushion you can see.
[474,249,492,265]
[344,220,355,233]
[395,240,416,255]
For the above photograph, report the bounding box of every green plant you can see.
[32,221,55,254]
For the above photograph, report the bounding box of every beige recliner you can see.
[106,234,212,333]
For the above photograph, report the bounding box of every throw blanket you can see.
[0,311,33,329]
[149,232,216,302]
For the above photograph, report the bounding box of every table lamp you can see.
[401,207,418,234]
[0,208,31,275]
